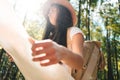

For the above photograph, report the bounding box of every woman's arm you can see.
[32,33,84,70]
[61,33,84,70]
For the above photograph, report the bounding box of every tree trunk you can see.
[106,27,114,80]
[86,0,91,40]
[78,0,81,28]
[113,33,119,79]
[0,49,6,62]
[118,0,120,15]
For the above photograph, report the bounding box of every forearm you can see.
[60,46,84,70]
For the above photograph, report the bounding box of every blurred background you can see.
[0,0,120,80]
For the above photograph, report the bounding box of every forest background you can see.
[0,0,120,80]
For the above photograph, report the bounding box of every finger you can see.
[31,39,53,51]
[28,37,35,45]
[32,45,55,56]
[40,58,58,66]
[32,55,50,62]
[32,47,44,56]
[32,52,57,61]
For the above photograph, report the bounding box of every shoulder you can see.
[69,27,84,40]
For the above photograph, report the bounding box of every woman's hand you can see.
[31,39,64,66]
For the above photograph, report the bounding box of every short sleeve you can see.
[70,27,84,40]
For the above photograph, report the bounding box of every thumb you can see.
[28,37,35,45]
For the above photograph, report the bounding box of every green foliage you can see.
[0,49,25,80]
[77,0,120,79]
[24,16,46,40]
[0,0,120,80]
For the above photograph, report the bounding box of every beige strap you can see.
[74,43,94,80]
[81,46,100,80]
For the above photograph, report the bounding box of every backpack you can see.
[71,41,105,80]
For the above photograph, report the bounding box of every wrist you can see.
[59,46,70,63]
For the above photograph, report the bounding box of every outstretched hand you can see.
[31,39,64,66]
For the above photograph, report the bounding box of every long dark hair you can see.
[43,4,73,47]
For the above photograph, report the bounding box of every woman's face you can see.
[48,6,58,26]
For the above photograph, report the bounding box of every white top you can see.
[70,27,84,40]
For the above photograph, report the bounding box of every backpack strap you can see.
[71,41,102,80]
[81,42,100,80]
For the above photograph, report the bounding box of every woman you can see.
[31,0,84,71]
[0,0,75,79]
